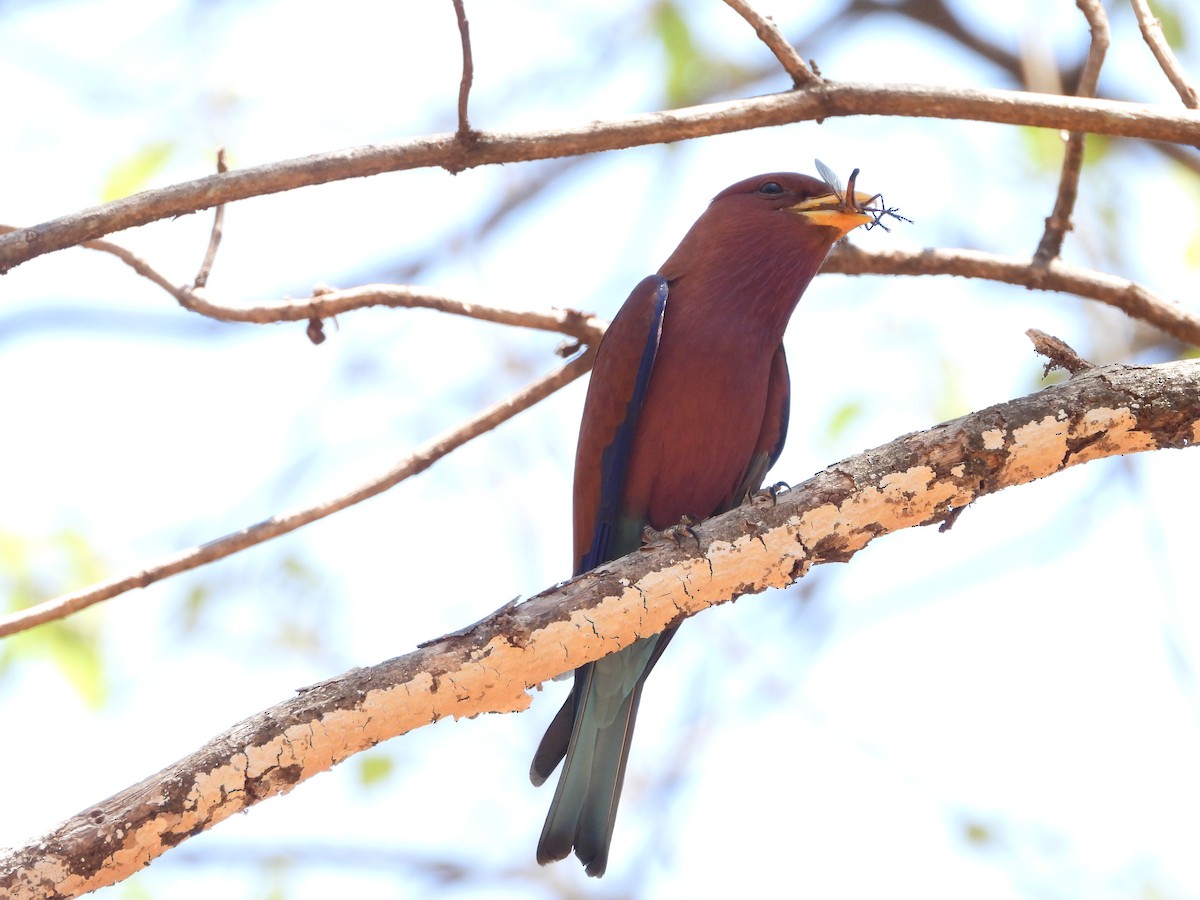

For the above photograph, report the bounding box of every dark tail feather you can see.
[533,631,677,876]
[530,692,575,786]
[536,682,642,877]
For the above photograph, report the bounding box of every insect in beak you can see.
[813,159,913,232]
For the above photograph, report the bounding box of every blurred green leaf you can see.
[826,400,864,442]
[1153,0,1186,51]
[357,752,395,788]
[118,877,155,900]
[275,622,320,653]
[179,583,210,633]
[1082,134,1112,166]
[933,356,969,422]
[101,141,175,202]
[1018,127,1111,172]
[7,610,108,709]
[280,553,321,586]
[1179,177,1200,271]
[651,1,700,107]
[963,819,994,846]
[253,880,287,900]
[58,528,107,586]
[1019,126,1063,172]
[0,529,109,707]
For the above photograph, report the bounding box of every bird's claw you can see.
[641,516,702,549]
[752,481,791,506]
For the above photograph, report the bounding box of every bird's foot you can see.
[751,481,791,506]
[640,515,702,549]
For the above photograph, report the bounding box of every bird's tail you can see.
[531,633,671,877]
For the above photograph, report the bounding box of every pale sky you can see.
[2,1,1200,898]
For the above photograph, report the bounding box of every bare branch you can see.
[1130,0,1200,109]
[177,283,608,345]
[1034,0,1109,263]
[9,215,1192,359]
[0,224,608,346]
[723,0,820,88]
[0,347,595,639]
[823,245,1200,347]
[0,224,183,298]
[4,358,1198,899]
[3,83,1200,271]
[452,0,477,142]
[194,147,228,288]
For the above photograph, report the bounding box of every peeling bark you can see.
[3,359,1197,899]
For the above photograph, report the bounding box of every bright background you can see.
[2,1,1200,897]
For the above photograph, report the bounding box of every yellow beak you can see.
[788,190,875,236]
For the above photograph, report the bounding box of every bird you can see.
[530,168,878,877]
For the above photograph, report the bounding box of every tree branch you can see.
[1034,0,1109,263]
[1130,0,1200,110]
[451,0,477,142]
[0,347,595,640]
[9,213,1190,351]
[723,0,820,88]
[823,245,1200,347]
[175,283,608,345]
[3,82,1199,271]
[4,358,1198,899]
[0,224,608,347]
[193,147,228,289]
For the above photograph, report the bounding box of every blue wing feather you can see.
[577,276,668,573]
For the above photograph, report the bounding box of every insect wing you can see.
[814,158,844,202]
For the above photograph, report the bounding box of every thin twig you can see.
[194,147,228,288]
[823,244,1200,347]
[0,225,608,345]
[180,284,608,344]
[4,83,1200,272]
[0,347,596,639]
[1130,0,1199,109]
[723,0,820,88]
[0,224,182,296]
[451,0,476,142]
[1034,0,1109,263]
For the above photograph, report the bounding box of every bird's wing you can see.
[572,275,669,574]
[530,275,668,790]
[728,343,791,507]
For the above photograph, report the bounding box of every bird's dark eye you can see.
[757,181,784,195]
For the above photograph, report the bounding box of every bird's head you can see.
[658,169,878,291]
[709,171,876,237]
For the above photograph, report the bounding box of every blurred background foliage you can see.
[2,0,1199,898]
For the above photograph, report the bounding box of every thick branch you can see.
[4,358,1198,899]
[3,82,1200,271]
